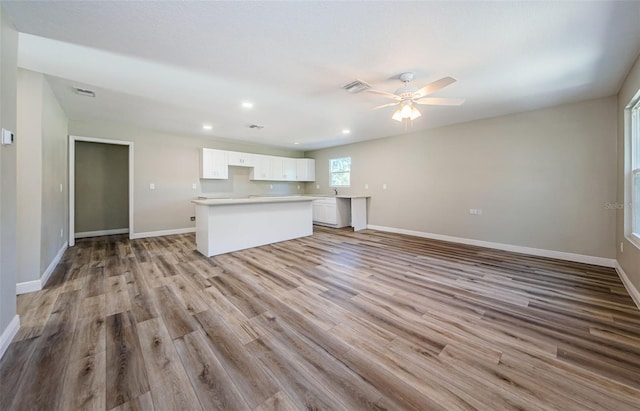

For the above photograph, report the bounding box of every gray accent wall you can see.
[75,141,129,234]
[68,120,303,234]
[306,96,617,260]
[618,52,640,296]
[0,5,18,343]
[16,68,68,284]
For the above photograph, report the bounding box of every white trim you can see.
[69,135,134,247]
[39,241,68,288]
[0,316,20,360]
[626,233,640,252]
[615,261,640,310]
[75,228,129,239]
[16,280,41,295]
[367,225,616,268]
[16,241,68,295]
[130,227,195,239]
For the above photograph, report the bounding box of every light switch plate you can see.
[149,183,155,190]
[1,128,14,145]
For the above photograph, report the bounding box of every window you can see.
[632,98,640,240]
[329,157,351,187]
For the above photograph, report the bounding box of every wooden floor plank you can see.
[57,351,106,411]
[1,228,639,410]
[9,290,81,410]
[105,311,150,410]
[174,331,251,411]
[136,318,202,411]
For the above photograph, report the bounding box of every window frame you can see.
[329,157,351,188]
[623,94,640,250]
[631,97,640,247]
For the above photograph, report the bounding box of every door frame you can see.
[69,135,134,246]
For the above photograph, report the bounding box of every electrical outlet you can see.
[382,183,387,190]
[477,209,483,215]
[316,184,320,189]
[190,216,196,221]
[621,242,624,253]
[59,183,63,193]
[297,184,300,189]
[365,183,369,190]
[192,183,197,190]
[149,183,155,190]
[269,184,273,190]
[60,228,63,238]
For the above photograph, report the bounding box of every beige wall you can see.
[75,141,128,233]
[0,6,18,341]
[40,74,68,274]
[617,52,640,295]
[69,120,304,234]
[306,96,617,259]
[16,69,42,284]
[16,69,68,284]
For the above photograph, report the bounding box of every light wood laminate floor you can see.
[1,227,640,410]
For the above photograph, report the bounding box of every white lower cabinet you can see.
[312,198,350,227]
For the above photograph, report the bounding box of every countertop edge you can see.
[192,196,324,206]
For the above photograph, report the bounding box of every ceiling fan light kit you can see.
[360,72,464,122]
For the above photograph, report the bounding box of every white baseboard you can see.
[367,225,616,268]
[16,280,41,295]
[130,227,195,239]
[615,261,640,310]
[0,315,20,360]
[75,228,129,239]
[16,241,68,295]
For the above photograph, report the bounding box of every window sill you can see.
[626,233,640,252]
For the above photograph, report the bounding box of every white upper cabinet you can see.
[200,148,228,179]
[201,148,315,182]
[296,158,315,181]
[270,156,284,180]
[251,154,272,180]
[282,158,297,181]
[227,151,255,167]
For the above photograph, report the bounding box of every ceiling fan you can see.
[366,72,464,121]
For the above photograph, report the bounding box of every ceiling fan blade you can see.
[414,97,465,106]
[366,88,402,101]
[372,102,400,110]
[413,76,457,98]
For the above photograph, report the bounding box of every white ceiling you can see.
[3,1,640,150]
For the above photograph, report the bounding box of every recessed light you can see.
[202,124,213,131]
[342,129,351,134]
[242,101,254,109]
[294,142,300,145]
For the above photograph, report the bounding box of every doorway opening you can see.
[68,136,134,246]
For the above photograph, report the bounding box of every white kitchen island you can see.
[192,196,319,257]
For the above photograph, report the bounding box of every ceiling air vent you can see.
[249,124,264,130]
[73,87,95,97]
[342,79,371,94]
